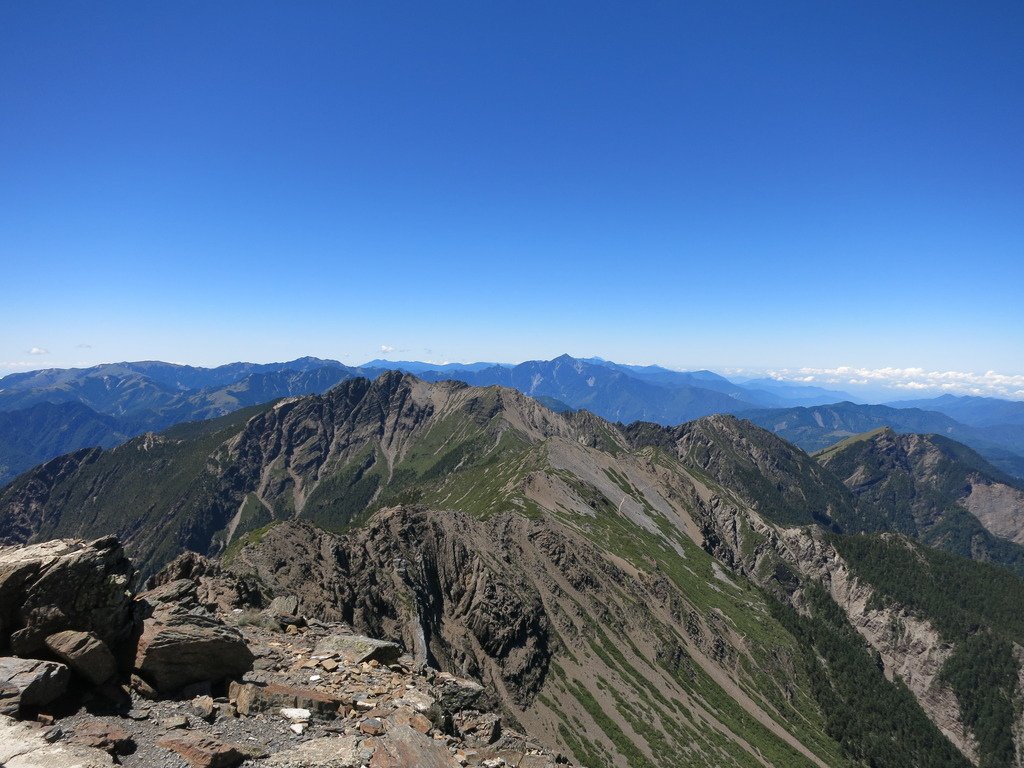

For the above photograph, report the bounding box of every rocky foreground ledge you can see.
[0,537,570,768]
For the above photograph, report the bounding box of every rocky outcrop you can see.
[0,536,135,657]
[226,511,552,707]
[145,551,266,614]
[0,534,570,768]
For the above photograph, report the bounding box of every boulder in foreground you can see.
[134,613,254,692]
[44,630,117,685]
[0,537,135,658]
[0,657,69,716]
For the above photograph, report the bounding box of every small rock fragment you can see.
[359,717,385,736]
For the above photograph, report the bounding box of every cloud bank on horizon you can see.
[742,366,1024,400]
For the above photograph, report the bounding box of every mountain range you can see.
[3,354,1024,487]
[4,372,1024,766]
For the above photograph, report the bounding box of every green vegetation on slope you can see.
[769,582,971,768]
[546,476,853,768]
[819,430,1024,576]
[941,634,1017,768]
[834,534,1024,767]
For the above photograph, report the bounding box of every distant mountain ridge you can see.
[0,354,854,485]
[3,353,1024,486]
[887,393,1024,427]
[0,359,381,484]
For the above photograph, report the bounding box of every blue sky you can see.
[1,2,1022,395]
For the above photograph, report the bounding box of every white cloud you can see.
[2,361,39,370]
[28,347,49,355]
[379,345,396,354]
[762,366,1024,399]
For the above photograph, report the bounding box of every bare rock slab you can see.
[265,735,370,767]
[0,714,113,767]
[313,634,401,665]
[156,732,248,768]
[368,724,460,768]
[69,720,136,755]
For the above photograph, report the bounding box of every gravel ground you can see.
[56,690,363,767]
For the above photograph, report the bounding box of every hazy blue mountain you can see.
[888,394,1024,427]
[741,402,1024,478]
[0,357,355,405]
[6,353,1023,488]
[590,360,790,405]
[0,401,133,485]
[413,353,762,423]
[366,355,862,409]
[0,360,379,486]
[158,366,362,424]
[739,377,860,406]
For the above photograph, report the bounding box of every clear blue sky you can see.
[2,2,1022,385]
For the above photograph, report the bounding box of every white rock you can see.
[279,707,311,721]
[0,715,113,767]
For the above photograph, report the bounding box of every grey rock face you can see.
[0,657,69,715]
[0,536,135,658]
[227,510,552,707]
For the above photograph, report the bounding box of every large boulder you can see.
[0,657,69,715]
[44,630,117,685]
[363,723,461,768]
[0,537,135,657]
[134,613,253,692]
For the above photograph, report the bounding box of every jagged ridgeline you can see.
[3,371,1024,767]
